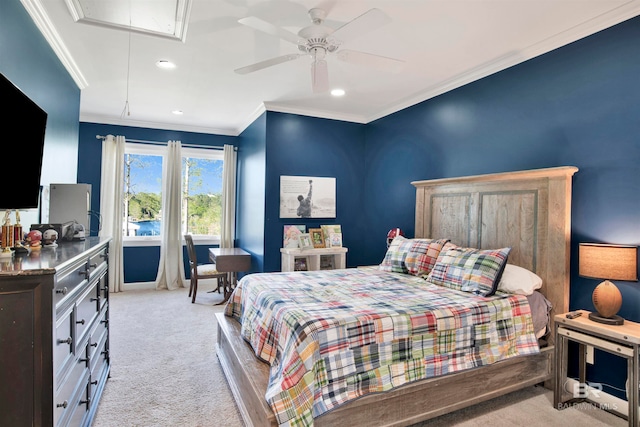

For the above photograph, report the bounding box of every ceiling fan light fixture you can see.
[331,88,345,97]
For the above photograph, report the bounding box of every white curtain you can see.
[99,135,126,293]
[155,140,186,290]
[220,144,237,249]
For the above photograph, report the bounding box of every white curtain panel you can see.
[155,140,186,290]
[220,144,237,249]
[99,135,126,293]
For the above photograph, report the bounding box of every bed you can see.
[215,166,577,427]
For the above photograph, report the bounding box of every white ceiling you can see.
[23,0,640,136]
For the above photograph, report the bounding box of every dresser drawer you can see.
[74,280,101,346]
[89,308,109,364]
[54,263,88,308]
[54,305,75,379]
[54,343,89,426]
[88,246,108,281]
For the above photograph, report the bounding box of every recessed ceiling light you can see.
[172,110,183,115]
[156,60,176,69]
[331,88,345,97]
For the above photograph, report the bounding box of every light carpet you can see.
[93,285,627,427]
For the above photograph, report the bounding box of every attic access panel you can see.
[64,0,191,41]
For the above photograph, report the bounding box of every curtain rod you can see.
[95,135,235,151]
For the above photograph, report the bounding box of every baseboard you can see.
[123,279,218,291]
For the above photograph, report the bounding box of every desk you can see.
[209,248,251,304]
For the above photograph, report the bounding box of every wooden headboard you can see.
[412,166,578,342]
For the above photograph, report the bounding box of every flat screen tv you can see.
[0,72,48,210]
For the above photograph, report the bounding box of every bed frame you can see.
[215,166,578,427]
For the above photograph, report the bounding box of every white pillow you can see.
[497,264,543,295]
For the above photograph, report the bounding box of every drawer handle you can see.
[90,297,99,302]
[57,337,73,345]
[55,287,68,295]
[101,319,109,326]
[76,319,86,325]
[80,397,91,407]
[79,357,89,363]
[89,263,98,270]
[90,342,98,347]
[91,380,98,385]
[56,400,68,409]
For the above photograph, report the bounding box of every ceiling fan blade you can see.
[234,54,303,74]
[238,16,301,45]
[311,60,329,93]
[329,8,391,44]
[337,49,405,73]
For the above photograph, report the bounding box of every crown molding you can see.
[79,112,238,136]
[368,1,640,123]
[21,0,88,89]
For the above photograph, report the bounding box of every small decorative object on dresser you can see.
[329,232,342,248]
[298,233,313,250]
[309,228,325,248]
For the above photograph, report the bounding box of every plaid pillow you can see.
[426,246,511,296]
[379,236,449,276]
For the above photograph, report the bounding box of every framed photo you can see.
[298,233,313,250]
[283,225,305,248]
[309,228,325,248]
[329,232,343,248]
[294,256,308,271]
[279,176,336,219]
[321,224,341,247]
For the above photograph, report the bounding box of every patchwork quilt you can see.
[224,268,539,427]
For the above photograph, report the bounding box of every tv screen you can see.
[0,72,47,210]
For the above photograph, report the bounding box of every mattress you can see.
[224,268,540,426]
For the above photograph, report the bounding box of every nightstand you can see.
[554,310,640,426]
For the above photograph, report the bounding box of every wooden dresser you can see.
[0,236,111,427]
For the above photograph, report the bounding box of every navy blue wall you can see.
[364,16,640,399]
[263,112,367,271]
[77,122,236,283]
[1,0,80,201]
[236,113,267,274]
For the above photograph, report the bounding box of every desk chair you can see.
[184,234,227,303]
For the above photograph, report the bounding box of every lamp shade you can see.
[578,243,638,281]
[579,243,638,325]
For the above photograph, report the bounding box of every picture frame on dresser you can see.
[309,228,325,248]
[329,232,342,248]
[298,233,313,250]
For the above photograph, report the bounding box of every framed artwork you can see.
[329,232,343,248]
[283,225,305,248]
[321,224,341,247]
[279,176,336,219]
[298,233,313,250]
[309,228,325,248]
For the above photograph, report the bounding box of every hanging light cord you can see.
[120,5,132,118]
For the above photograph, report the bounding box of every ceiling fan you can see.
[234,7,404,93]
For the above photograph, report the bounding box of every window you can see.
[122,143,224,244]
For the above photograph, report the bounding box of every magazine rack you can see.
[280,247,348,272]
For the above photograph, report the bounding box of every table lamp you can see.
[579,243,638,325]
